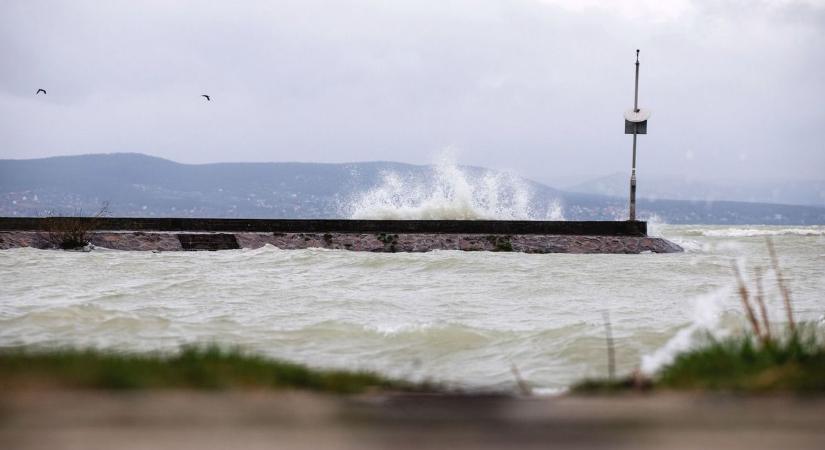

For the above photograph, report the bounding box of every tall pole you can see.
[629,49,640,221]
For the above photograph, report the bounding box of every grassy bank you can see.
[574,329,825,393]
[576,239,824,394]
[0,346,435,394]
[656,330,825,391]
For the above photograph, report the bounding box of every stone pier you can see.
[0,218,683,254]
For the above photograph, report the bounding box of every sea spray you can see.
[545,199,565,221]
[640,287,728,374]
[346,153,561,220]
[644,214,665,237]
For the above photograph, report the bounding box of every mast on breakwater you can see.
[624,49,650,221]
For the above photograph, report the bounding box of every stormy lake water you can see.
[1,225,824,393]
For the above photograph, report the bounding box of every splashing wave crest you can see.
[346,154,550,220]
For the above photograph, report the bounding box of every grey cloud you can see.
[0,0,823,185]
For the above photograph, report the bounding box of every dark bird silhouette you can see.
[36,89,46,95]
[201,94,210,101]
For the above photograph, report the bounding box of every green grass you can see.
[656,330,825,392]
[573,327,825,393]
[0,345,436,394]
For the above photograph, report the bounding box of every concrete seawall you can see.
[0,218,683,254]
[0,217,649,235]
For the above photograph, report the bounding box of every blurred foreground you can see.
[2,390,824,450]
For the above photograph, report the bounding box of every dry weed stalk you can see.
[753,266,772,341]
[732,262,763,340]
[44,201,110,250]
[766,237,795,333]
[602,311,616,381]
[731,240,798,344]
[510,363,532,396]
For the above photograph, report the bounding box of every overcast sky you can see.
[1,0,823,185]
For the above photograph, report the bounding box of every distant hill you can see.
[1,153,824,224]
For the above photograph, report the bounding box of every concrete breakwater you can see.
[0,218,683,253]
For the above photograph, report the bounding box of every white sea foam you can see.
[2,226,823,391]
[667,238,704,253]
[644,214,666,237]
[545,199,565,221]
[364,322,433,336]
[691,227,825,237]
[531,386,568,397]
[640,287,728,374]
[347,152,552,220]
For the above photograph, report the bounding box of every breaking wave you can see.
[640,287,728,374]
[346,153,556,220]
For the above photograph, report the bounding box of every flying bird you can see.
[36,89,46,95]
[201,94,210,101]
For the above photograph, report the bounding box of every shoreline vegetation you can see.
[576,238,825,394]
[0,346,437,394]
[4,327,823,395]
[573,327,825,393]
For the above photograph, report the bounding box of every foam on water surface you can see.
[640,287,728,374]
[1,225,823,392]
[682,226,825,237]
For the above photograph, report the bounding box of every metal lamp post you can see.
[624,49,650,222]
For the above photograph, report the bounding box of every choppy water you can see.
[1,225,824,393]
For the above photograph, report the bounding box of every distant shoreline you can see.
[3,153,824,225]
